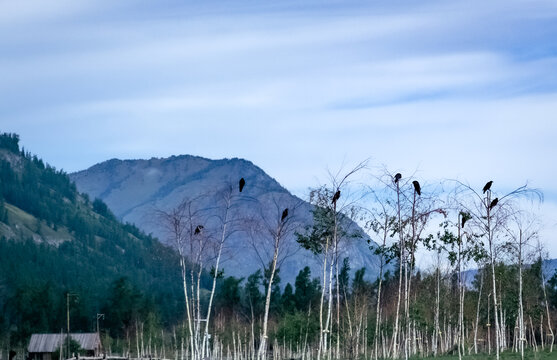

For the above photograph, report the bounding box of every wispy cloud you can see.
[1,0,556,253]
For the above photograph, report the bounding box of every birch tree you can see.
[157,179,249,360]
[157,197,208,360]
[434,213,484,360]
[201,180,248,358]
[374,171,442,359]
[248,196,302,360]
[452,180,542,360]
[364,190,396,360]
[297,162,366,360]
[502,212,541,360]
[538,241,555,353]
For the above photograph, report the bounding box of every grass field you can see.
[409,350,555,360]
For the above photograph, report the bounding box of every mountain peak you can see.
[70,155,382,284]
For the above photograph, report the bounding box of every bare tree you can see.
[536,240,555,353]
[503,212,539,360]
[156,179,250,360]
[156,196,208,360]
[297,161,367,360]
[200,181,248,358]
[363,188,397,360]
[435,211,484,360]
[372,170,442,360]
[247,195,303,360]
[452,180,542,360]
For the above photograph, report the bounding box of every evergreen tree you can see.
[294,266,320,312]
[281,283,296,314]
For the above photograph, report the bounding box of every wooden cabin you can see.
[28,333,101,360]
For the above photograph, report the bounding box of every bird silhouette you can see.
[194,225,204,235]
[489,198,498,210]
[412,180,421,196]
[483,181,493,193]
[394,173,402,183]
[281,208,289,222]
[239,178,246,192]
[332,190,341,204]
[460,212,470,228]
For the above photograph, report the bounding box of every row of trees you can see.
[154,161,551,360]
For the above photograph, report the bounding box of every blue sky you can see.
[1,0,556,257]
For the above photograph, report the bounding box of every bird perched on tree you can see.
[394,173,402,183]
[281,208,288,222]
[460,212,470,228]
[332,189,341,204]
[489,198,498,210]
[412,180,421,196]
[483,181,493,193]
[239,178,246,192]
[194,225,204,234]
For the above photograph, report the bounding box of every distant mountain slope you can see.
[0,133,191,344]
[462,259,557,288]
[544,258,557,279]
[70,155,382,284]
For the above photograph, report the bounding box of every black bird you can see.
[483,180,493,194]
[281,208,289,222]
[394,173,402,183]
[332,190,341,204]
[412,180,421,196]
[239,178,246,192]
[460,212,470,228]
[489,198,498,210]
[194,225,204,235]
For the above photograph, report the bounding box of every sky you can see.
[1,0,556,259]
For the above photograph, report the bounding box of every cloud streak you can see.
[1,0,556,254]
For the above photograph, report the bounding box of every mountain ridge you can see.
[70,154,383,285]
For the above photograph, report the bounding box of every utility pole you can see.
[96,314,105,335]
[66,293,77,360]
[97,314,105,356]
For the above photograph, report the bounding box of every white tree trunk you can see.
[473,271,483,354]
[202,200,231,358]
[433,257,440,357]
[540,257,555,352]
[518,230,525,360]
[258,230,280,360]
[392,181,403,359]
[374,218,388,360]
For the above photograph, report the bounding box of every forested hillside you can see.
[0,133,195,348]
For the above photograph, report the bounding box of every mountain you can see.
[0,133,193,345]
[462,259,557,288]
[70,155,383,285]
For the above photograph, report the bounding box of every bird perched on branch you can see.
[239,178,246,192]
[483,181,493,193]
[412,180,421,196]
[332,190,340,204]
[489,198,498,210]
[281,208,288,222]
[460,212,470,228]
[394,173,402,183]
[194,225,204,234]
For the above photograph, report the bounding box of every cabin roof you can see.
[28,333,101,353]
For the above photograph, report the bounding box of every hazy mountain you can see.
[462,258,557,288]
[70,155,383,285]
